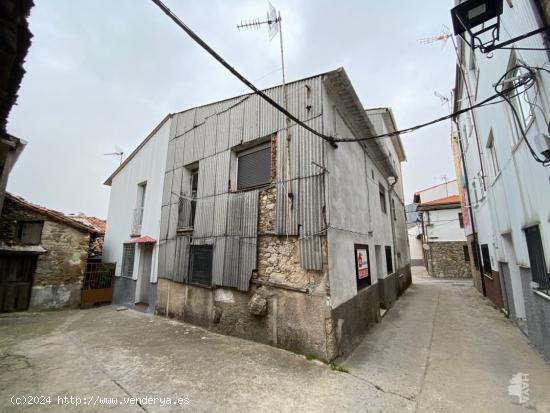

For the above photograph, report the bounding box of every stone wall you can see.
[428,241,472,278]
[0,197,90,309]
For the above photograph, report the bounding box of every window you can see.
[16,221,43,245]
[506,54,535,143]
[178,169,198,229]
[525,226,550,295]
[237,143,271,190]
[379,183,386,214]
[391,198,397,221]
[121,243,136,278]
[132,182,146,235]
[189,245,213,286]
[480,244,492,276]
[486,130,500,178]
[463,245,470,262]
[458,212,464,228]
[385,246,393,274]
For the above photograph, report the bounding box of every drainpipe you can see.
[453,119,486,297]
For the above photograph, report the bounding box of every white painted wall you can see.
[408,225,423,263]
[415,180,458,203]
[103,117,172,283]
[455,2,550,320]
[422,207,466,242]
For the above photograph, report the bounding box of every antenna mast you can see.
[238,2,293,236]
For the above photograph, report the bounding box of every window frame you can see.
[480,243,492,278]
[121,243,136,278]
[524,225,550,296]
[15,220,44,245]
[379,183,387,214]
[486,130,500,181]
[236,142,272,191]
[189,245,213,287]
[385,245,393,275]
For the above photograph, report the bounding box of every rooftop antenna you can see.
[417,27,453,50]
[237,2,293,236]
[104,145,124,165]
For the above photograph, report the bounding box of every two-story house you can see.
[103,68,411,361]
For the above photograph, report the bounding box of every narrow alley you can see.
[1,268,549,412]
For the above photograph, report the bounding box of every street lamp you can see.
[450,0,550,53]
[451,0,503,52]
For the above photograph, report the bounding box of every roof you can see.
[66,214,106,234]
[131,235,156,244]
[0,0,34,136]
[105,67,400,185]
[418,195,461,209]
[5,193,102,234]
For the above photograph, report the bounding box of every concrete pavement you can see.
[344,267,550,412]
[1,267,550,412]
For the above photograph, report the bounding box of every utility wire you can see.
[150,0,546,149]
[150,0,338,147]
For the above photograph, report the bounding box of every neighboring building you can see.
[453,1,550,359]
[103,68,411,361]
[406,180,460,268]
[0,193,104,312]
[417,195,471,278]
[0,0,33,214]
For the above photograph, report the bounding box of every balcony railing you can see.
[177,197,196,229]
[131,207,144,235]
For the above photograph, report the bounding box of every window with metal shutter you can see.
[121,243,135,278]
[237,146,271,190]
[525,226,550,294]
[189,245,213,286]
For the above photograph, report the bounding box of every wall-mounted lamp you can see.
[451,0,549,53]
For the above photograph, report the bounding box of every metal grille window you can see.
[16,221,43,245]
[391,198,397,221]
[121,243,135,278]
[189,245,213,286]
[379,184,386,214]
[472,241,480,269]
[525,226,550,295]
[385,246,393,274]
[237,144,271,190]
[458,212,464,228]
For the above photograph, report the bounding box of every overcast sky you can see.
[7,0,457,218]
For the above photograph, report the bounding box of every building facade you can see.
[453,0,550,359]
[0,193,103,311]
[418,195,472,279]
[103,68,411,361]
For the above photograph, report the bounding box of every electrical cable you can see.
[150,0,338,147]
[151,0,549,153]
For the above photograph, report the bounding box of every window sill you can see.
[235,182,273,192]
[534,290,550,302]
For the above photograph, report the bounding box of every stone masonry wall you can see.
[34,220,90,286]
[428,241,472,278]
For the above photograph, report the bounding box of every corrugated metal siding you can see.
[160,74,327,287]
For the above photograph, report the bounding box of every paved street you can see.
[1,268,550,412]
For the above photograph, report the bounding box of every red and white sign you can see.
[356,249,369,279]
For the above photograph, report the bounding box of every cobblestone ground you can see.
[1,267,549,412]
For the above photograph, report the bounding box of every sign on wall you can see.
[355,244,371,290]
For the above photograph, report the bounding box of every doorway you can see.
[0,254,38,312]
[136,245,153,305]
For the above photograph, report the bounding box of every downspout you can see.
[388,179,398,276]
[454,119,487,297]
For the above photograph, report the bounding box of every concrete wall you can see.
[415,180,458,203]
[521,267,550,361]
[103,116,171,309]
[422,208,466,242]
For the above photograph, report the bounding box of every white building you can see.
[453,0,550,359]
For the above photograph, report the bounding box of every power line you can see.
[150,0,536,147]
[150,0,338,147]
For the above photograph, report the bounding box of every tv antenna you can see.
[104,145,124,165]
[417,27,452,50]
[237,2,293,236]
